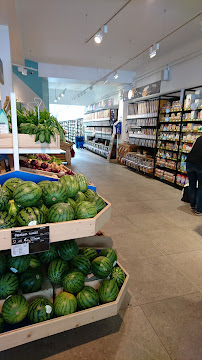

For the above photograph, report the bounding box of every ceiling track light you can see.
[94,24,108,44]
[57,96,61,100]
[94,32,103,44]
[61,93,64,97]
[90,86,93,91]
[149,43,159,59]
[54,99,57,103]
[104,78,108,84]
[114,71,118,79]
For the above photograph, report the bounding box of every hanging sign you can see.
[123,80,161,101]
[0,59,4,85]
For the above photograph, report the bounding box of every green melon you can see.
[59,175,79,198]
[48,258,69,284]
[70,255,90,276]
[74,191,86,202]
[80,248,98,262]
[0,253,7,275]
[84,189,98,201]
[28,297,54,324]
[0,211,16,229]
[54,292,77,316]
[77,286,99,310]
[17,207,46,226]
[0,313,4,333]
[91,256,112,279]
[29,255,41,269]
[2,294,28,324]
[0,272,19,299]
[0,187,11,211]
[3,178,24,198]
[62,270,85,294]
[98,279,119,303]
[37,180,51,190]
[6,199,20,217]
[14,181,42,208]
[7,254,30,274]
[58,239,79,261]
[19,268,43,293]
[99,248,117,266]
[76,201,97,219]
[48,202,75,223]
[110,267,125,287]
[65,198,76,210]
[38,243,58,263]
[42,181,66,207]
[91,196,106,212]
[74,174,88,193]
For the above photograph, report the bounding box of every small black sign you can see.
[11,226,50,255]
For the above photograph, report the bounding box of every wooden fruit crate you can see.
[0,134,60,150]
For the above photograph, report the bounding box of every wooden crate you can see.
[0,134,60,149]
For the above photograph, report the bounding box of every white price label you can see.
[11,243,29,257]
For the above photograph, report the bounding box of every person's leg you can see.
[186,162,197,209]
[195,164,202,213]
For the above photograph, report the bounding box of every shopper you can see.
[186,135,202,215]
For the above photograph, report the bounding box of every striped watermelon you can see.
[0,253,7,275]
[3,178,24,198]
[99,248,117,266]
[48,258,69,284]
[28,297,54,323]
[2,294,28,324]
[19,268,43,293]
[98,279,119,303]
[0,272,19,299]
[42,181,66,207]
[17,207,46,226]
[84,189,98,201]
[39,243,58,263]
[76,201,97,219]
[28,255,41,269]
[110,267,125,287]
[7,254,30,274]
[62,270,85,294]
[65,198,76,210]
[91,256,112,279]
[0,211,16,229]
[0,313,4,333]
[91,196,106,212]
[14,181,42,208]
[74,191,86,202]
[48,202,75,223]
[37,180,51,190]
[70,255,90,276]
[6,200,20,217]
[80,248,98,262]
[0,187,10,211]
[74,174,88,193]
[77,286,99,310]
[58,239,79,261]
[59,175,79,198]
[54,292,77,316]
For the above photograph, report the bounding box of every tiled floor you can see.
[3,149,202,360]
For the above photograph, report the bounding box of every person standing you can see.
[186,135,202,215]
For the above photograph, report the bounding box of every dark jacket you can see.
[186,136,202,164]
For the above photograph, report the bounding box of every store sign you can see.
[123,81,161,101]
[85,98,114,113]
[0,59,4,85]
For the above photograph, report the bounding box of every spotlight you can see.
[149,43,159,59]
[114,71,118,79]
[90,86,93,91]
[94,32,102,44]
[104,78,108,84]
[61,92,64,97]
[57,96,61,100]
[54,99,57,103]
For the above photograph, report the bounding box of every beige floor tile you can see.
[127,212,175,232]
[168,250,202,289]
[143,228,202,255]
[115,202,155,216]
[101,216,137,235]
[141,292,202,360]
[162,209,202,228]
[144,199,185,212]
[186,226,202,244]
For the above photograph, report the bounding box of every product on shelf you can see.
[128,99,159,116]
[117,144,138,164]
[123,152,154,174]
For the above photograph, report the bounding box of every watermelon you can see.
[2,294,28,324]
[14,181,42,208]
[98,279,119,303]
[39,243,58,263]
[28,297,54,323]
[65,198,76,210]
[91,256,112,279]
[42,181,66,207]
[0,253,7,275]
[3,178,24,198]
[77,286,99,310]
[84,189,98,201]
[28,255,41,269]
[19,268,43,293]
[48,203,75,223]
[48,258,69,284]
[74,191,86,202]
[70,255,90,276]
[91,196,106,212]
[99,248,117,266]
[37,180,51,190]
[62,270,85,294]
[6,199,20,217]
[59,175,79,198]
[58,239,79,261]
[0,187,11,211]
[54,292,77,316]
[0,272,19,299]
[17,207,46,226]
[74,174,88,193]
[7,254,30,274]
[80,247,98,262]
[0,313,4,333]
[0,211,16,229]
[76,201,97,219]
[110,267,125,287]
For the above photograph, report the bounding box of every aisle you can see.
[4,149,202,360]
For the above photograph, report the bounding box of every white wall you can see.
[0,25,13,107]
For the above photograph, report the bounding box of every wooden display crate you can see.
[0,134,60,149]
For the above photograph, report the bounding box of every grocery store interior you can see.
[0,0,202,359]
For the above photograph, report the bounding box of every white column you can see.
[10,92,19,170]
[0,25,13,108]
[117,98,128,146]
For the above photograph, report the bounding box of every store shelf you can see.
[83,117,110,122]
[156,165,176,172]
[129,134,156,140]
[127,113,158,119]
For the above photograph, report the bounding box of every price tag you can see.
[166,109,170,114]
[11,226,50,256]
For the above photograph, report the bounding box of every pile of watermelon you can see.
[0,243,126,332]
[0,174,107,229]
